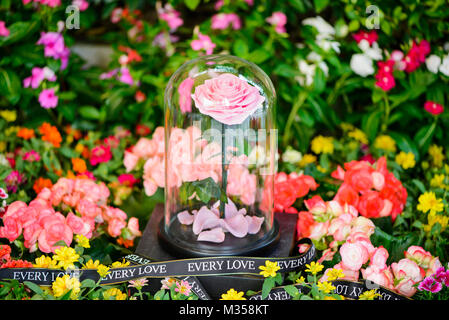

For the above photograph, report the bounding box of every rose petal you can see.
[192,206,221,235]
[220,214,248,238]
[245,216,264,234]
[177,210,194,225]
[197,227,225,243]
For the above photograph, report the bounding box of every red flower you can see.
[136,124,151,136]
[353,30,378,45]
[0,259,33,269]
[273,172,318,213]
[0,244,11,262]
[357,190,392,219]
[118,173,139,187]
[424,101,444,116]
[90,145,112,166]
[402,40,431,73]
[375,72,396,91]
[135,90,146,103]
[296,211,315,238]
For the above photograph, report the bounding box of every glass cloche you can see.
[159,54,279,257]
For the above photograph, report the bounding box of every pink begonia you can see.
[191,32,216,55]
[158,3,183,31]
[0,21,10,37]
[211,13,241,30]
[23,67,57,89]
[38,88,58,109]
[90,145,112,166]
[266,12,287,34]
[0,177,140,253]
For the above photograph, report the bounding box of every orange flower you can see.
[72,158,87,173]
[64,125,82,140]
[33,177,53,194]
[17,128,35,140]
[117,237,134,248]
[38,123,62,148]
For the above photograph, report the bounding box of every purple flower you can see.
[38,88,58,109]
[418,276,443,293]
[5,171,25,193]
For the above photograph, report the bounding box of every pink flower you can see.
[404,246,433,269]
[266,12,287,34]
[37,212,73,253]
[23,67,57,89]
[66,212,93,238]
[178,77,195,113]
[124,150,140,172]
[191,73,265,125]
[72,0,89,11]
[39,0,62,7]
[118,67,135,86]
[402,40,431,73]
[211,13,241,30]
[22,150,41,162]
[37,32,69,68]
[424,101,444,116]
[361,265,394,290]
[369,246,389,271]
[38,88,58,109]
[391,258,425,284]
[127,217,142,239]
[158,4,183,31]
[107,218,126,238]
[118,174,139,187]
[340,242,369,271]
[76,199,101,219]
[432,267,449,286]
[0,21,10,37]
[418,276,443,293]
[5,171,25,193]
[0,187,8,199]
[100,68,119,80]
[226,155,257,206]
[90,145,112,166]
[190,32,216,55]
[0,217,22,242]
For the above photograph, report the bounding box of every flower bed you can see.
[0,0,449,301]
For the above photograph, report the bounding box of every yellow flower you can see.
[348,129,368,145]
[299,154,316,167]
[317,281,336,294]
[0,141,5,152]
[0,110,17,122]
[311,136,334,155]
[52,274,81,300]
[5,126,19,136]
[52,247,80,270]
[395,151,416,169]
[103,288,127,300]
[359,289,381,300]
[317,165,327,173]
[220,289,246,300]
[417,192,444,215]
[75,234,90,248]
[111,259,130,268]
[259,260,280,278]
[82,259,100,269]
[428,144,445,168]
[326,268,345,281]
[430,174,446,189]
[424,212,449,233]
[340,122,355,132]
[305,261,324,275]
[374,135,396,152]
[295,276,306,285]
[33,255,58,269]
[97,264,110,278]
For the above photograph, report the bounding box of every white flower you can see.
[282,148,302,164]
[439,54,449,76]
[350,53,375,77]
[302,16,335,37]
[358,40,382,61]
[297,60,316,86]
[248,145,268,167]
[426,55,441,74]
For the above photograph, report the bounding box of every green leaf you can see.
[361,110,382,142]
[232,39,249,58]
[185,0,201,10]
[81,279,97,288]
[389,131,420,162]
[79,105,101,120]
[24,281,44,295]
[313,0,329,12]
[284,285,299,298]
[414,122,436,153]
[261,277,275,299]
[249,49,270,64]
[0,68,21,104]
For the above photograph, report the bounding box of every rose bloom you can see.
[191,73,265,125]
[339,242,369,271]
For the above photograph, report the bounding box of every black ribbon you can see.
[0,238,409,300]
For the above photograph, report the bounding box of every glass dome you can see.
[159,54,279,257]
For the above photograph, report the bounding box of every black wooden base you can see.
[135,204,297,299]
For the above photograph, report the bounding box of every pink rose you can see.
[0,217,22,242]
[369,246,389,271]
[340,242,369,271]
[76,199,101,219]
[191,73,265,125]
[37,213,73,253]
[394,277,417,297]
[404,246,433,269]
[66,212,94,238]
[178,77,195,113]
[362,265,394,290]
